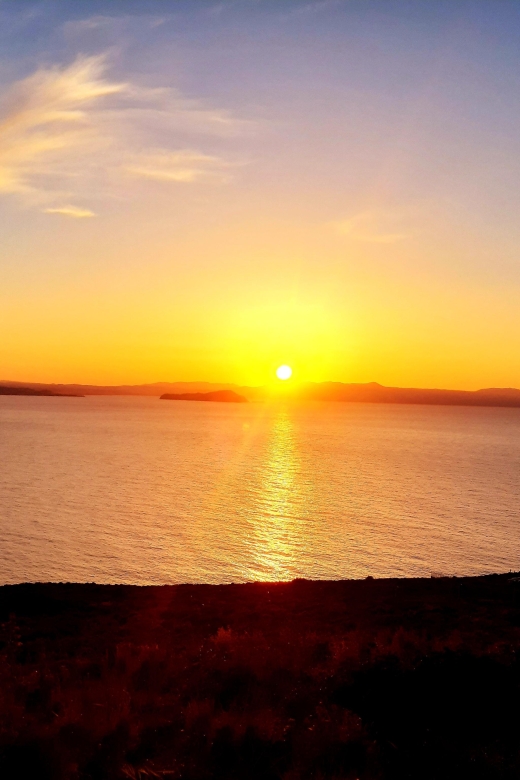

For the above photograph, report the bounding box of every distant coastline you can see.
[0,385,83,398]
[3,379,520,408]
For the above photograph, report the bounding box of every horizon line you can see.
[2,378,520,395]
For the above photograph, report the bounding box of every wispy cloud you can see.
[0,55,123,199]
[299,0,344,12]
[282,0,345,19]
[44,205,95,218]
[0,55,245,215]
[62,13,170,36]
[63,16,114,33]
[126,150,231,184]
[333,211,412,244]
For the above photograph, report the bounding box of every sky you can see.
[1,0,520,389]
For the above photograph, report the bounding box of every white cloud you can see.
[0,55,244,215]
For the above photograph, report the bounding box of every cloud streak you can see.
[44,205,95,218]
[333,212,411,244]
[126,150,231,184]
[0,55,123,198]
[0,55,244,214]
[281,0,345,20]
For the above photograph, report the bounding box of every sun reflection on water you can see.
[248,408,304,581]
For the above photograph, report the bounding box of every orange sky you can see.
[1,1,520,390]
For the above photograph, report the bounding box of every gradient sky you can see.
[1,0,520,388]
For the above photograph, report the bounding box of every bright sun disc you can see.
[276,365,292,380]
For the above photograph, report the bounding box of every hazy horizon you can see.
[0,376,520,398]
[4,375,520,392]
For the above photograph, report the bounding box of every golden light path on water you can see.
[196,405,310,582]
[249,409,302,581]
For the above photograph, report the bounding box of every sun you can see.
[276,364,292,381]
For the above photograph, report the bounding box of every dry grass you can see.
[1,575,520,779]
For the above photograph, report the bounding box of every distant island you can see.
[0,385,83,397]
[160,390,248,403]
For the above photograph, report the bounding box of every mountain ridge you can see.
[2,379,520,407]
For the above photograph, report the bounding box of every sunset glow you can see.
[2,6,520,775]
[1,2,520,390]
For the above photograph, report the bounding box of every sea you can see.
[1,395,519,585]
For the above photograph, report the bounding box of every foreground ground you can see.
[1,575,520,779]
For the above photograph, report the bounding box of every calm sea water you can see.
[1,395,519,584]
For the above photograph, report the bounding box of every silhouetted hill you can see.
[0,385,83,397]
[0,380,237,396]
[160,390,248,403]
[295,382,520,407]
[2,379,520,407]
[0,380,260,399]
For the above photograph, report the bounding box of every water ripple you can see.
[1,396,520,584]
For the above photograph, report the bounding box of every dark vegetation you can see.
[160,390,247,403]
[1,574,520,779]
